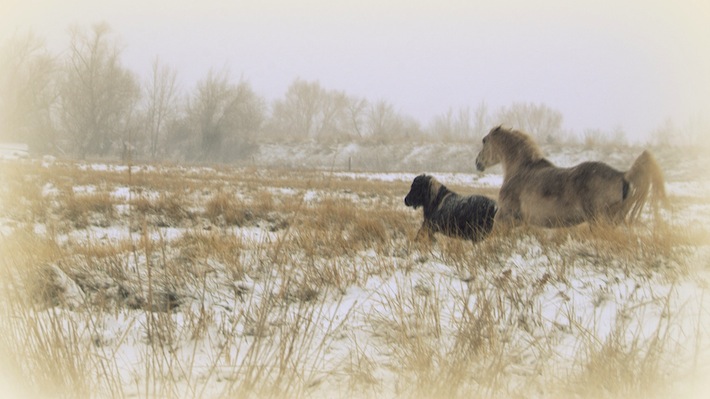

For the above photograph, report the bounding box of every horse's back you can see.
[439,194,497,238]
[512,160,627,226]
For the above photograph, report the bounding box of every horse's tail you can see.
[623,150,667,222]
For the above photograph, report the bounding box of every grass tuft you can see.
[0,160,707,399]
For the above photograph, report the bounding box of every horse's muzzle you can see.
[476,161,485,172]
[404,196,420,208]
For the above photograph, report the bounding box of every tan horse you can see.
[475,126,666,227]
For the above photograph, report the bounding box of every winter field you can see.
[1,143,709,399]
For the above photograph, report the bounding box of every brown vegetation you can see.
[0,157,708,399]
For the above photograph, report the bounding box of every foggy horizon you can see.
[2,0,709,141]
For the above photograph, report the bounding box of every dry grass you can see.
[0,159,708,399]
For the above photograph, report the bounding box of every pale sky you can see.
[2,0,709,139]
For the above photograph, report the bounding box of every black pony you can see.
[404,174,497,242]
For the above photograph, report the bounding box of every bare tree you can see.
[367,100,404,139]
[430,107,479,140]
[270,79,372,141]
[651,118,675,147]
[495,102,563,142]
[143,57,179,159]
[58,23,140,158]
[345,96,368,138]
[429,108,455,139]
[431,102,492,140]
[271,79,323,139]
[187,68,264,160]
[0,32,58,152]
[472,101,490,139]
[316,89,348,139]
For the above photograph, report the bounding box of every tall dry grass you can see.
[0,159,708,399]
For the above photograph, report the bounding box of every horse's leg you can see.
[415,223,436,243]
[491,209,518,236]
[414,225,425,241]
[410,223,436,257]
[586,213,619,236]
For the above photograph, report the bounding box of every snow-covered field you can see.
[1,144,709,399]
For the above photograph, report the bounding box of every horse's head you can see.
[405,174,444,210]
[404,174,431,208]
[475,126,502,172]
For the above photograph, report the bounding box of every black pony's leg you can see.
[415,222,435,242]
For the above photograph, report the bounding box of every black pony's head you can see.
[404,174,434,209]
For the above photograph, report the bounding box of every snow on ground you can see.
[333,171,505,188]
[0,143,28,160]
[1,144,710,398]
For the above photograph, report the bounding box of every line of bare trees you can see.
[1,23,569,162]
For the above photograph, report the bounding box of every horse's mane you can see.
[492,126,546,163]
